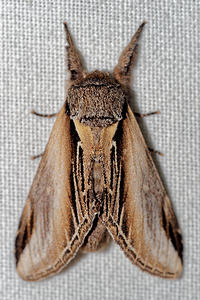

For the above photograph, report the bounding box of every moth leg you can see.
[30,152,44,160]
[134,111,162,155]
[31,110,57,118]
[30,111,57,160]
[134,111,160,118]
[148,148,163,156]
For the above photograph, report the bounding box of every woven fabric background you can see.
[1,1,199,299]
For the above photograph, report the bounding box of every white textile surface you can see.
[1,1,199,299]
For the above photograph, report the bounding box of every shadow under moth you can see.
[15,22,183,281]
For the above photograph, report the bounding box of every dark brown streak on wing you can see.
[82,214,99,247]
[162,204,183,262]
[70,170,80,227]
[109,121,123,217]
[111,120,128,236]
[79,146,85,192]
[70,120,84,222]
[161,207,167,232]
[15,228,26,264]
[110,146,115,191]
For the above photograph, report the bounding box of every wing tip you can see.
[165,256,183,279]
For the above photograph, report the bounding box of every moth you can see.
[15,22,183,281]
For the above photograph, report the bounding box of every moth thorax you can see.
[67,74,126,127]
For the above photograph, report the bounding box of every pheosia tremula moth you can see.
[15,22,183,281]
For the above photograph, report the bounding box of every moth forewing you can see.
[15,107,96,281]
[15,22,183,281]
[102,106,183,278]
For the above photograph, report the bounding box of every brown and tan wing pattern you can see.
[102,105,183,278]
[15,106,94,281]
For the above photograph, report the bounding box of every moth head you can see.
[64,22,146,127]
[67,71,127,127]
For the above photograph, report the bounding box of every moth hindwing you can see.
[15,22,183,281]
